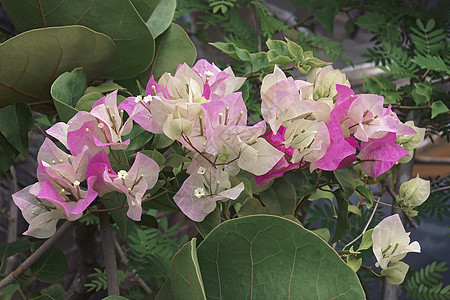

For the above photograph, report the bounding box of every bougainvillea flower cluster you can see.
[13,59,427,234]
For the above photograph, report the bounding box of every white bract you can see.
[397,174,430,208]
[372,214,421,270]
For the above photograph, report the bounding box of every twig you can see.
[99,213,120,296]
[288,14,313,29]
[342,201,379,250]
[385,186,418,229]
[5,166,19,274]
[0,221,72,290]
[112,235,152,295]
[430,186,450,194]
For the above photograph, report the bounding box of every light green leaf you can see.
[169,238,206,300]
[197,215,365,299]
[0,103,34,154]
[286,38,303,61]
[0,26,114,109]
[346,257,362,273]
[411,55,448,73]
[431,101,449,118]
[123,125,154,150]
[75,92,105,112]
[348,205,362,217]
[355,180,373,207]
[0,0,155,79]
[30,246,68,282]
[146,0,177,38]
[357,228,373,251]
[311,228,330,242]
[381,261,409,285]
[51,68,87,122]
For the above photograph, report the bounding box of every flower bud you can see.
[397,174,430,208]
[397,121,426,163]
[307,66,350,100]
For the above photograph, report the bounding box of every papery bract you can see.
[372,214,421,270]
[358,133,410,178]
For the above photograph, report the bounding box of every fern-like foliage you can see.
[378,43,419,79]
[411,19,446,57]
[416,176,450,222]
[404,261,450,300]
[127,217,188,289]
[85,268,127,293]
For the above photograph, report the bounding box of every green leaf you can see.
[348,205,362,217]
[146,0,177,38]
[286,38,303,61]
[331,190,350,243]
[166,154,190,171]
[355,180,373,207]
[238,197,265,217]
[333,166,356,199]
[75,92,105,112]
[0,282,20,299]
[0,239,31,267]
[0,0,155,79]
[197,215,365,299]
[39,284,66,300]
[136,214,158,228]
[51,68,87,122]
[314,6,338,34]
[169,238,206,300]
[150,23,196,79]
[100,192,135,237]
[0,133,19,175]
[152,133,175,149]
[0,103,34,154]
[381,261,409,285]
[357,228,373,251]
[346,257,362,273]
[120,22,196,91]
[155,279,176,300]
[123,125,154,150]
[431,101,449,118]
[283,171,315,198]
[210,41,251,62]
[0,26,114,109]
[30,246,68,282]
[311,228,330,242]
[194,207,221,238]
[139,150,165,169]
[85,82,129,95]
[411,55,449,73]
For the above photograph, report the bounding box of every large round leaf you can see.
[197,215,366,299]
[118,22,196,94]
[0,26,114,108]
[0,0,154,79]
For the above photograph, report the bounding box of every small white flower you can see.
[97,122,104,129]
[143,95,152,103]
[197,166,206,175]
[204,71,214,77]
[194,187,205,198]
[372,214,421,270]
[73,180,80,187]
[118,170,128,179]
[134,95,143,103]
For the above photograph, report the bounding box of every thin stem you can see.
[430,186,450,194]
[288,14,313,29]
[100,213,120,296]
[373,199,393,207]
[342,201,379,250]
[89,190,169,213]
[0,221,72,290]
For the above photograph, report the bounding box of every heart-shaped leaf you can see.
[0,0,154,79]
[197,215,365,299]
[0,26,114,108]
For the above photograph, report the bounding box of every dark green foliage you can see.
[127,217,188,289]
[85,268,127,293]
[404,262,450,300]
[416,176,450,222]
